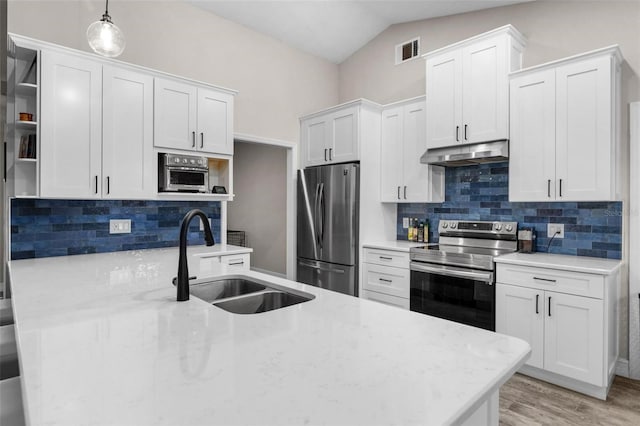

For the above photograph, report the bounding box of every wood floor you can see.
[500,374,640,425]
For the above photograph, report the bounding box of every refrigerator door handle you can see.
[299,259,346,274]
[318,182,325,249]
[313,183,321,249]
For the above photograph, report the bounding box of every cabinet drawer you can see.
[496,264,604,299]
[363,248,409,268]
[219,253,251,270]
[361,290,410,310]
[363,263,410,299]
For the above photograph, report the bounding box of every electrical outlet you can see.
[403,217,409,229]
[547,223,564,238]
[199,217,212,231]
[110,219,131,234]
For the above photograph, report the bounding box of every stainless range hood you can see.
[420,140,509,167]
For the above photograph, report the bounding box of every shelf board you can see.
[17,82,37,89]
[16,82,37,96]
[156,192,234,202]
[16,120,37,128]
[16,157,37,163]
[14,195,38,199]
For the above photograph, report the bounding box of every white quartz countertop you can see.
[190,243,252,256]
[495,252,622,275]
[363,240,428,252]
[10,246,530,426]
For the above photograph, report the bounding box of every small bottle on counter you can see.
[424,220,429,243]
[417,221,424,242]
[413,218,419,242]
[407,219,414,241]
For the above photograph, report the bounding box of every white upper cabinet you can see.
[102,66,155,199]
[300,101,369,168]
[509,47,622,202]
[40,50,103,198]
[154,78,234,155]
[425,25,525,149]
[381,97,444,203]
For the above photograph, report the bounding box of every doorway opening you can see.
[229,133,296,279]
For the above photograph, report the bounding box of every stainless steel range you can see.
[409,220,518,331]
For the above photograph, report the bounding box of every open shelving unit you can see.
[6,38,40,198]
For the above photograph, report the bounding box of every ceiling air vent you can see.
[395,37,420,65]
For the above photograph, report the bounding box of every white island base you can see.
[9,246,529,425]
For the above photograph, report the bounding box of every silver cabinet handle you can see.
[548,296,552,317]
[397,186,401,200]
[329,148,332,160]
[324,149,328,161]
[456,126,459,142]
[200,132,204,148]
[464,124,468,140]
[379,256,393,261]
[548,179,551,198]
[559,179,563,197]
[228,261,244,266]
[94,176,98,194]
[379,278,393,283]
[192,131,196,148]
[533,277,556,283]
[536,294,539,314]
[404,186,407,199]
[106,176,110,194]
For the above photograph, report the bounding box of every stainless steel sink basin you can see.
[189,278,267,303]
[189,276,315,314]
[214,290,313,314]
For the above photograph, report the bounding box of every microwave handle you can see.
[410,262,493,284]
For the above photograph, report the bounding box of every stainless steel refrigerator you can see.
[297,163,359,296]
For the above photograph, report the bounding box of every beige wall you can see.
[7,0,339,143]
[227,142,286,275]
[339,0,639,362]
[339,0,639,104]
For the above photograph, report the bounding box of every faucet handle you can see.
[172,276,197,286]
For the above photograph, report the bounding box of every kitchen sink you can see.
[214,290,313,314]
[189,276,315,314]
[189,278,267,303]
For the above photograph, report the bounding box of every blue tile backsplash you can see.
[397,162,622,259]
[11,199,221,260]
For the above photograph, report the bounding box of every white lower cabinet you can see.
[362,248,410,309]
[219,253,251,270]
[496,261,619,399]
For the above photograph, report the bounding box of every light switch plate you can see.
[547,223,564,238]
[403,217,409,229]
[110,219,131,234]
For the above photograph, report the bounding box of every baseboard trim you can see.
[251,267,287,279]
[615,358,630,378]
[518,364,609,400]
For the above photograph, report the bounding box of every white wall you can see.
[228,141,286,275]
[7,0,339,143]
[339,0,639,365]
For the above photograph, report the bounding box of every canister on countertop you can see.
[517,228,536,253]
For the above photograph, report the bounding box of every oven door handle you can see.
[410,263,493,284]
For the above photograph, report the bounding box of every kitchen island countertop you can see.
[9,246,530,425]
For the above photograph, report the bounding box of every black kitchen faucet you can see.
[176,209,215,301]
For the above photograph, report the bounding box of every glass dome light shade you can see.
[87,18,125,58]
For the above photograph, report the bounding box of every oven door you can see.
[410,262,495,331]
[162,167,208,193]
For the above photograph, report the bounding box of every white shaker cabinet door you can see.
[380,106,404,202]
[509,69,556,201]
[154,78,197,151]
[496,284,544,369]
[102,66,154,199]
[330,106,359,164]
[40,51,102,198]
[197,88,234,155]
[402,101,431,202]
[301,116,329,167]
[555,56,613,201]
[544,291,604,386]
[462,36,508,144]
[426,50,462,148]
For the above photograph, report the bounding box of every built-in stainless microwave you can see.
[158,153,209,193]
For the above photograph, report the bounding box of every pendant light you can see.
[86,0,125,58]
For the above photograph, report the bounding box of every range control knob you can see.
[197,159,203,165]
[182,159,188,164]
[505,224,513,232]
[174,157,180,163]
[450,222,457,229]
[442,222,448,229]
[494,223,502,231]
[190,159,195,164]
